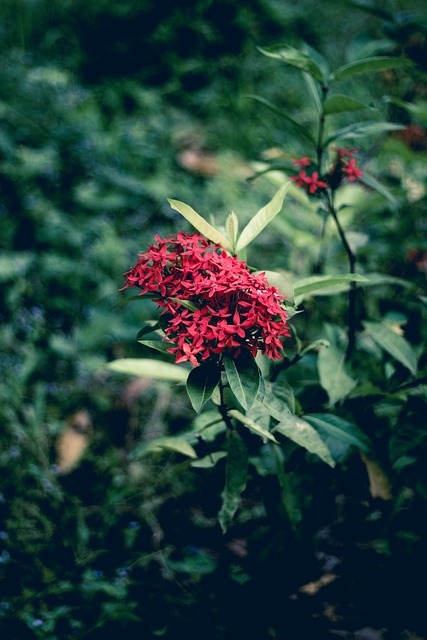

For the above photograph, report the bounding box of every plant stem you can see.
[218,375,235,431]
[327,192,357,358]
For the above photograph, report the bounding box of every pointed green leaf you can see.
[363,321,417,376]
[225,211,239,249]
[137,321,161,340]
[326,120,404,145]
[272,375,295,413]
[111,293,156,308]
[293,273,368,303]
[227,409,279,443]
[138,339,175,354]
[191,451,227,468]
[304,413,373,453]
[261,386,334,465]
[299,338,330,357]
[130,436,197,459]
[222,351,261,410]
[169,297,199,311]
[236,183,291,252]
[317,344,357,406]
[360,272,414,289]
[386,97,427,124]
[303,72,322,115]
[258,45,325,83]
[273,415,335,467]
[105,358,188,382]
[323,94,370,115]
[331,56,412,82]
[167,199,231,249]
[261,386,296,424]
[186,360,221,414]
[246,94,316,145]
[359,172,398,209]
[218,430,248,533]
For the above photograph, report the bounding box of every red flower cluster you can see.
[123,233,290,366]
[290,148,363,194]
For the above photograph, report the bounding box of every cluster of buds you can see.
[122,233,290,366]
[290,148,363,195]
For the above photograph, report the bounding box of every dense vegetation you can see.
[1,1,426,638]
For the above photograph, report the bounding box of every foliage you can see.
[1,1,427,639]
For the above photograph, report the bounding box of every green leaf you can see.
[130,436,197,459]
[218,430,249,533]
[236,183,291,252]
[273,415,335,467]
[386,97,427,124]
[323,94,370,115]
[227,409,279,443]
[261,386,296,424]
[137,321,161,339]
[191,451,227,468]
[222,351,260,410]
[225,211,239,249]
[360,272,414,289]
[326,120,404,145]
[111,293,156,309]
[304,413,373,453]
[258,44,325,83]
[186,360,221,414]
[272,374,295,413]
[138,339,175,354]
[246,94,316,145]
[261,386,336,465]
[105,358,188,382]
[317,344,357,406]
[359,172,398,209]
[169,297,199,311]
[303,72,322,115]
[293,273,368,303]
[363,321,417,376]
[331,56,412,82]
[167,198,231,248]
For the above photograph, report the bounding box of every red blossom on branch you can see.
[290,168,328,194]
[122,233,290,366]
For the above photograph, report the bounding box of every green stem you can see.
[218,375,235,431]
[327,192,357,358]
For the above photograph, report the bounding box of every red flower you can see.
[341,157,363,181]
[122,234,290,365]
[292,156,311,167]
[290,168,327,194]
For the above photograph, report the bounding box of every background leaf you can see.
[130,437,197,459]
[293,273,368,303]
[273,416,335,467]
[363,321,417,376]
[304,413,373,453]
[246,95,316,145]
[331,56,411,82]
[317,344,357,405]
[105,358,188,382]
[323,94,370,115]
[258,44,325,83]
[228,409,279,443]
[326,120,404,144]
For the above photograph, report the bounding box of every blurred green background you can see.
[1,1,427,639]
